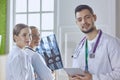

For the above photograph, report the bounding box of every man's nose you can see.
[37,36,40,40]
[81,18,87,24]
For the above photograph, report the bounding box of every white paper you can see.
[64,68,84,76]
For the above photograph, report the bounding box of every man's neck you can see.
[86,29,99,40]
[29,45,36,51]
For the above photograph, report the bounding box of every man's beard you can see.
[82,27,94,33]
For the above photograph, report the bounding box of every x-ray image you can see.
[36,34,63,70]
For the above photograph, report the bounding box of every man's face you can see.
[31,28,40,47]
[75,9,96,33]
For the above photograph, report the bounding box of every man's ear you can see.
[93,14,97,21]
[76,20,77,24]
[76,19,78,25]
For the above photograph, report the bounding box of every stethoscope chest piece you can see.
[89,53,95,58]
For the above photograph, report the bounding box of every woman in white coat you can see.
[6,24,35,80]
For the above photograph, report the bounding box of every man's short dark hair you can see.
[75,5,94,16]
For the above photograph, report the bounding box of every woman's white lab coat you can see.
[6,45,35,80]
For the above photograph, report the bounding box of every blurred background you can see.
[0,0,120,80]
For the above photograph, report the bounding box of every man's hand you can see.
[69,75,81,80]
[68,71,92,80]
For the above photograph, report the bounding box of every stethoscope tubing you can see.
[72,30,102,59]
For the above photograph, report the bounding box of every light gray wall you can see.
[58,0,116,36]
[58,0,78,26]
[116,0,120,38]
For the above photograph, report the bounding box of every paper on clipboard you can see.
[64,68,84,76]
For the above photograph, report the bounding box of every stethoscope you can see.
[72,30,102,59]
[25,47,36,52]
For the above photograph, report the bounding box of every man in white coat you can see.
[69,5,120,80]
[25,26,54,80]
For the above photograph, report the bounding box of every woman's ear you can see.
[13,35,17,42]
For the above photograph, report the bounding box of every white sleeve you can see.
[32,53,54,80]
[92,38,120,80]
[10,53,27,80]
[72,58,80,68]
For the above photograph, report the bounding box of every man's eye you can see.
[85,15,91,19]
[77,19,82,22]
[23,34,26,36]
[86,16,90,19]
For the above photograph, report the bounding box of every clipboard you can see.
[64,68,84,76]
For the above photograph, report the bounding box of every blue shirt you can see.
[25,48,54,80]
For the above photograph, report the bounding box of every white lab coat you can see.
[25,48,54,80]
[72,32,120,80]
[6,45,35,80]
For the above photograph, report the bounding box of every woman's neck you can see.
[16,44,24,49]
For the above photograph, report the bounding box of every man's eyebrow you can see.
[85,14,92,17]
[76,17,81,19]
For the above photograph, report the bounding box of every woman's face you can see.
[14,27,32,48]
